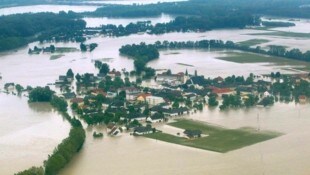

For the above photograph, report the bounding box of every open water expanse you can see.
[0,4,310,175]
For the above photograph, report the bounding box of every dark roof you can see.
[134,126,152,133]
[128,113,146,120]
[63,92,76,99]
[184,129,202,137]
[151,113,164,120]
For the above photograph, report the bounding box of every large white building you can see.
[146,96,165,106]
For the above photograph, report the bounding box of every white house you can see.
[146,96,165,106]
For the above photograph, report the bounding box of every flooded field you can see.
[84,13,174,27]
[59,103,310,175]
[0,4,310,175]
[0,93,70,174]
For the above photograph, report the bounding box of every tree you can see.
[16,166,44,175]
[50,96,68,112]
[172,101,180,108]
[15,84,24,94]
[66,68,74,78]
[80,43,87,52]
[29,87,54,102]
[113,77,124,89]
[208,96,218,107]
[99,63,110,75]
[94,60,103,69]
[75,73,81,82]
[166,69,172,75]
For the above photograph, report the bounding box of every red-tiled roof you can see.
[70,98,84,103]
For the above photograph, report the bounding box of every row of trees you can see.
[142,40,310,62]
[86,0,310,19]
[101,14,255,37]
[24,87,86,175]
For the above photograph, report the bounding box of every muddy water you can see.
[82,0,188,5]
[0,93,70,174]
[0,6,310,174]
[84,13,174,27]
[0,30,308,89]
[60,103,310,175]
[261,16,310,33]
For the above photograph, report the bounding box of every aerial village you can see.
[1,61,310,139]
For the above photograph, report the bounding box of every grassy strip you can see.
[55,47,79,53]
[50,54,64,60]
[237,39,270,47]
[216,51,310,71]
[144,119,281,153]
[248,31,310,38]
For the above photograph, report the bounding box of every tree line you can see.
[86,0,310,19]
[17,87,86,175]
[145,40,310,62]
[0,11,86,52]
[101,15,256,37]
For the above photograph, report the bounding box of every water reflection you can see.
[27,102,53,113]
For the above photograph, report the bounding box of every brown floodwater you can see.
[60,103,310,175]
[0,93,70,174]
[0,6,310,174]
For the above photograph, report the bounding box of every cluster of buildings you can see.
[51,68,310,136]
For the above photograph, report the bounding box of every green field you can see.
[144,120,282,153]
[216,51,310,71]
[55,47,79,53]
[50,54,64,60]
[237,39,270,47]
[249,31,310,38]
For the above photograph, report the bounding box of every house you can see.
[108,69,121,79]
[4,83,15,91]
[107,124,121,136]
[127,113,147,121]
[146,96,165,107]
[185,93,197,102]
[184,129,202,138]
[70,98,84,107]
[133,126,153,135]
[299,95,307,103]
[59,75,73,82]
[156,72,185,86]
[163,107,189,117]
[263,91,271,97]
[214,76,224,83]
[147,113,165,123]
[136,93,152,102]
[110,100,125,109]
[208,86,234,96]
[106,91,117,98]
[118,87,141,101]
[91,88,107,97]
[62,92,76,99]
